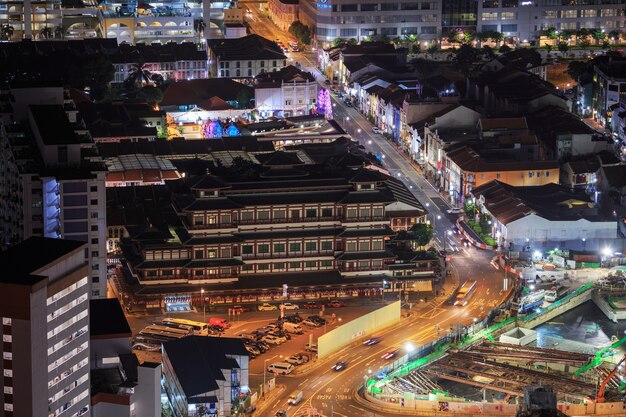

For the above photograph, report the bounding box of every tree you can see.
[40,26,53,39]
[445,29,460,44]
[482,45,495,60]
[463,30,475,44]
[492,31,504,46]
[235,88,251,109]
[288,20,312,45]
[426,44,438,57]
[591,28,604,45]
[332,37,347,47]
[567,60,590,81]
[476,31,491,44]
[136,86,163,104]
[545,27,558,40]
[498,44,511,53]
[452,44,482,75]
[124,63,155,90]
[347,38,358,46]
[410,43,421,54]
[557,41,569,55]
[545,44,553,54]
[1,24,14,40]
[194,18,205,43]
[410,223,434,248]
[54,24,64,39]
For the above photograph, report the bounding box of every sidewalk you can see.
[250,384,286,416]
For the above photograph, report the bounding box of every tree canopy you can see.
[410,223,434,248]
[288,21,312,45]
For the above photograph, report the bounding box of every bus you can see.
[158,318,209,336]
[139,325,192,340]
[454,280,477,306]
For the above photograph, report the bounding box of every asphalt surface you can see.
[241,10,515,417]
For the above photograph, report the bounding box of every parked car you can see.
[303,301,323,309]
[209,317,230,329]
[305,343,318,352]
[284,313,303,323]
[281,303,299,310]
[231,305,248,313]
[264,323,279,331]
[269,331,291,340]
[372,126,381,134]
[258,303,277,311]
[327,300,345,308]
[275,410,287,417]
[324,79,331,85]
[262,335,285,345]
[285,354,308,365]
[238,333,257,341]
[302,319,322,327]
[307,315,326,324]
[446,207,463,214]
[363,336,383,346]
[267,362,294,375]
[245,345,260,357]
[251,341,269,353]
[331,361,348,371]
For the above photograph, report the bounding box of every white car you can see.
[281,303,299,310]
[258,303,277,311]
[447,207,463,214]
[285,355,308,365]
[302,319,322,327]
[262,335,284,345]
[372,127,381,134]
[305,343,318,353]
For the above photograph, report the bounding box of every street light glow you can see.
[533,250,541,258]
[404,342,415,352]
[603,247,613,257]
[437,215,441,220]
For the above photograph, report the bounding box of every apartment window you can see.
[321,241,333,251]
[501,12,516,19]
[381,2,398,10]
[91,251,99,258]
[361,3,377,11]
[373,241,383,250]
[496,173,501,179]
[195,250,204,259]
[341,4,358,11]
[161,270,173,276]
[289,262,301,269]
[272,60,277,67]
[248,61,252,67]
[221,248,231,258]
[90,199,98,205]
[321,260,333,267]
[582,9,596,17]
[546,171,550,177]
[347,209,357,218]
[373,207,384,217]
[401,2,420,9]
[305,209,317,218]
[194,270,204,276]
[260,61,265,67]
[90,225,98,231]
[601,8,617,17]
[562,9,577,18]
[274,263,285,270]
[346,242,357,251]
[258,263,270,271]
[501,24,517,32]
[274,210,286,219]
[305,261,316,268]
[91,212,98,219]
[92,276,99,283]
[207,249,217,258]
[258,244,270,254]
[91,264,99,271]
[3,334,11,343]
[543,10,556,18]
[321,208,333,217]
[241,212,253,221]
[258,210,270,220]
[536,171,541,177]
[220,214,231,224]
[242,245,253,254]
[359,208,371,218]
[340,28,357,37]
[482,12,498,20]
[285,100,292,106]
[305,242,317,251]
[274,243,285,253]
[3,352,11,360]
[359,241,371,251]
[2,318,10,325]
[289,242,301,252]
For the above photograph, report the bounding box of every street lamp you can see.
[382,280,387,302]
[263,354,281,398]
[201,288,206,323]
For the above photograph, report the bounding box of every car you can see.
[238,333,258,341]
[284,313,303,323]
[331,361,348,371]
[246,8,251,13]
[258,303,277,311]
[381,349,400,360]
[372,126,381,134]
[327,300,345,308]
[461,238,471,247]
[303,301,323,309]
[245,344,260,356]
[285,354,307,365]
[302,319,322,327]
[264,323,279,331]
[324,79,331,85]
[231,305,248,313]
[281,303,299,310]
[287,391,303,405]
[262,335,284,345]
[275,410,287,417]
[305,343,318,352]
[451,225,460,234]
[251,341,269,353]
[269,331,291,340]
[363,336,383,346]
[344,100,352,107]
[307,315,326,324]
[446,207,463,215]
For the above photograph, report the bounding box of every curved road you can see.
[242,10,511,416]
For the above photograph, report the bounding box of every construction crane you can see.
[596,355,626,403]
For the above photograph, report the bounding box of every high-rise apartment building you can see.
[0,237,91,417]
[0,85,107,299]
[477,0,625,43]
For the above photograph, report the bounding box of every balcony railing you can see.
[241,250,334,260]
[343,216,386,223]
[188,215,382,229]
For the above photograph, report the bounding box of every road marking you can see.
[298,378,309,387]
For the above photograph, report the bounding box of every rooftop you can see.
[163,336,247,398]
[90,298,132,338]
[0,238,85,286]
[161,78,253,109]
[446,145,558,173]
[207,34,286,61]
[471,180,607,225]
[29,105,86,145]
